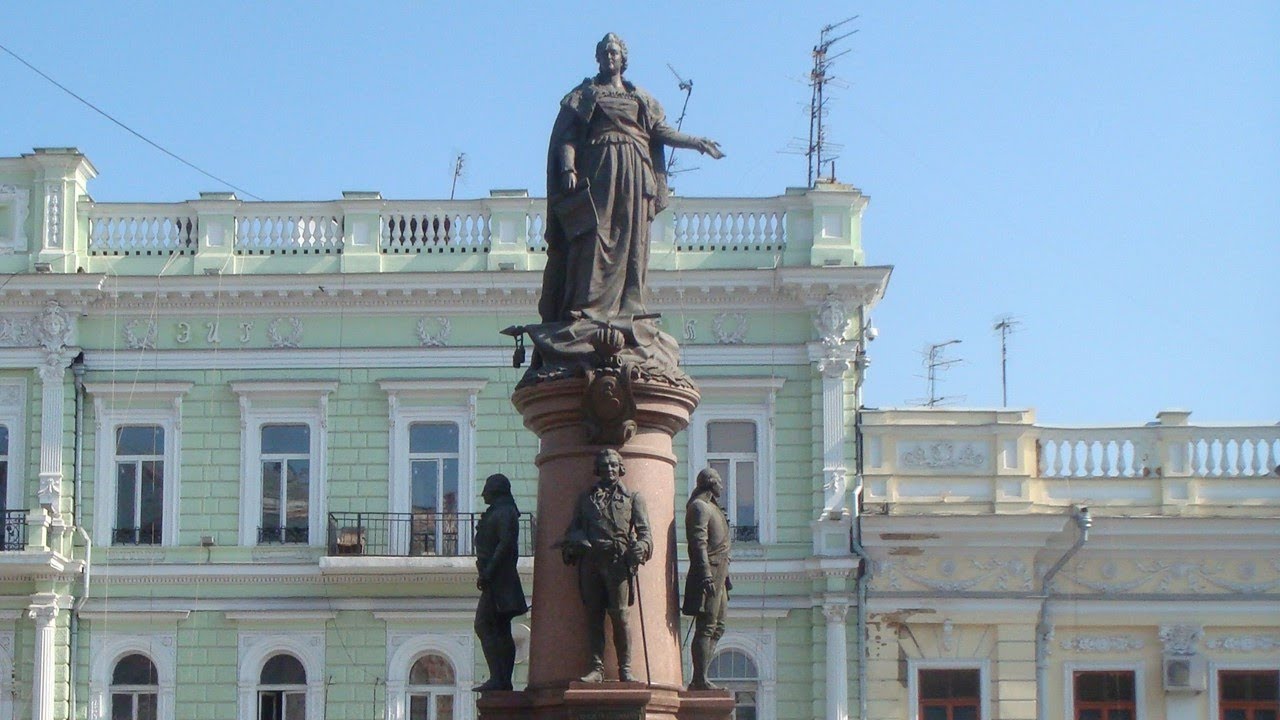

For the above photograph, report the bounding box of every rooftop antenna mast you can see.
[916,339,964,408]
[665,63,698,174]
[449,152,466,200]
[807,15,858,186]
[992,315,1022,407]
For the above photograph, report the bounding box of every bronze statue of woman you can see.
[539,33,724,325]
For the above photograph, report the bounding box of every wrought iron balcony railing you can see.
[2,510,27,551]
[327,511,535,558]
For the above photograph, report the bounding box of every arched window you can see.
[258,654,307,720]
[111,654,159,720]
[407,653,456,720]
[708,649,759,720]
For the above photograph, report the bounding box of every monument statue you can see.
[559,449,653,682]
[683,467,732,691]
[517,32,724,387]
[473,473,529,692]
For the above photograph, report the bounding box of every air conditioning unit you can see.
[1162,654,1207,693]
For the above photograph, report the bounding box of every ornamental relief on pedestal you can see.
[1059,558,1280,595]
[875,556,1033,593]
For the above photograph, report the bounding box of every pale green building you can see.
[0,148,890,720]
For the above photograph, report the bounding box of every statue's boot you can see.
[611,609,636,682]
[688,635,721,691]
[581,616,607,682]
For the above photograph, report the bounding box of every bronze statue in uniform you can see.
[473,473,529,692]
[560,449,653,682]
[683,467,732,690]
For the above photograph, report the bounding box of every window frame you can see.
[382,628,474,720]
[702,631,777,720]
[1210,663,1280,720]
[236,631,325,720]
[907,659,989,720]
[0,378,25,514]
[231,381,336,547]
[381,381,482,544]
[687,377,783,545]
[89,630,177,720]
[110,653,160,720]
[1063,663,1145,720]
[86,382,190,548]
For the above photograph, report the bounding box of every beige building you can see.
[854,408,1280,719]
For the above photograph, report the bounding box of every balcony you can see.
[326,511,535,558]
[2,510,27,551]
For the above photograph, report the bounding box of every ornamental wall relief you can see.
[416,316,452,347]
[1205,635,1280,653]
[899,441,987,471]
[711,312,747,344]
[1060,558,1280,595]
[123,319,158,350]
[1060,635,1145,653]
[875,556,1033,593]
[267,317,303,348]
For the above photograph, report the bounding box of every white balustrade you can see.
[1038,426,1280,479]
[88,205,195,255]
[526,210,547,252]
[670,198,786,249]
[235,207,342,254]
[381,203,490,253]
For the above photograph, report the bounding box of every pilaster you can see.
[25,148,96,273]
[821,599,851,720]
[485,190,533,271]
[338,191,383,273]
[27,595,67,720]
[190,192,238,275]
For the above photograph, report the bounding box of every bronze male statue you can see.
[473,473,529,692]
[683,467,732,691]
[560,449,653,682]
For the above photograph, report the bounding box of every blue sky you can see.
[3,2,1276,424]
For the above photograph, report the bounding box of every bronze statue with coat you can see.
[473,473,529,692]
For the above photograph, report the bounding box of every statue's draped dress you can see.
[560,88,660,323]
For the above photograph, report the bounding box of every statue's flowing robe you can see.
[540,78,670,325]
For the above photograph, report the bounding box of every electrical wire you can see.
[0,41,264,201]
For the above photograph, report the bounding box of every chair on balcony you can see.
[332,526,366,555]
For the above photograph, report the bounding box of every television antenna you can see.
[449,152,466,200]
[992,315,1022,407]
[912,339,964,408]
[806,16,858,185]
[665,63,699,175]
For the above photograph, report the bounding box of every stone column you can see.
[823,601,850,720]
[513,377,698,691]
[35,360,66,511]
[28,603,58,720]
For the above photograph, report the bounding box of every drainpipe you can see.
[1035,506,1091,720]
[849,340,870,720]
[69,354,92,720]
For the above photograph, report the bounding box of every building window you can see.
[918,668,981,720]
[232,381,334,547]
[258,424,310,544]
[409,422,460,555]
[258,654,307,720]
[111,653,159,720]
[112,426,165,545]
[686,378,781,545]
[1074,671,1136,720]
[708,649,759,720]
[87,382,189,548]
[1220,670,1279,720]
[706,420,758,542]
[407,653,456,720]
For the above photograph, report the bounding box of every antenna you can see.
[992,315,1022,407]
[665,63,698,174]
[913,339,964,408]
[806,16,858,186]
[449,152,466,200]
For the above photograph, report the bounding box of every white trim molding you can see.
[714,630,778,720]
[1208,660,1280,720]
[380,380,484,524]
[88,630,178,720]
[384,629,475,720]
[1063,661,1148,720]
[237,630,326,720]
[0,624,14,720]
[687,377,783,545]
[84,381,192,548]
[231,381,337,547]
[906,658,991,720]
[0,378,27,512]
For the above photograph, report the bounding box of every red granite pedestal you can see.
[482,377,731,720]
